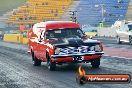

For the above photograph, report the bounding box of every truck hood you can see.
[49,38,100,47]
[116,30,132,35]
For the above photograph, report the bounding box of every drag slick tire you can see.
[91,59,100,68]
[129,36,132,45]
[32,52,41,66]
[47,55,56,71]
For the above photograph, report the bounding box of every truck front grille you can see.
[58,45,101,55]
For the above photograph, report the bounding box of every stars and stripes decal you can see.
[58,46,96,55]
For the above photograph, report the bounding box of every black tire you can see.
[47,55,56,71]
[91,59,100,68]
[117,36,122,44]
[129,36,132,45]
[32,52,41,66]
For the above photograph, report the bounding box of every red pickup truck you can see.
[28,21,104,71]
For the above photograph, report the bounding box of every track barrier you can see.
[97,27,117,37]
[3,34,28,44]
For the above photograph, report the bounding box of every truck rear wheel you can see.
[91,59,100,68]
[47,55,56,71]
[117,36,122,44]
[32,53,41,66]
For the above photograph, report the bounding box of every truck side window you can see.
[46,31,52,39]
[128,25,132,31]
[46,31,55,40]
[124,25,129,31]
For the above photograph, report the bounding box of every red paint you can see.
[52,55,102,63]
[53,57,73,62]
[84,55,102,60]
[28,21,102,63]
[46,22,80,30]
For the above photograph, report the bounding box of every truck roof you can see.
[34,21,80,30]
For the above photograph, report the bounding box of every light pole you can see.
[95,4,105,23]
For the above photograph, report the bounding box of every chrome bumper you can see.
[51,51,104,58]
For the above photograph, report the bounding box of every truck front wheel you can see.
[117,36,122,44]
[47,55,56,71]
[32,53,41,66]
[91,58,100,68]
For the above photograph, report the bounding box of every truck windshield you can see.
[128,25,132,31]
[46,28,84,39]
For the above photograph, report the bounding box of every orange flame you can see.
[78,66,86,76]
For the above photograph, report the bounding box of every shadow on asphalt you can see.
[33,63,102,73]
[30,62,131,75]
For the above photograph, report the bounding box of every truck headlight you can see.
[55,48,61,54]
[94,45,101,52]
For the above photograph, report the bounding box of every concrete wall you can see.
[3,34,22,43]
[3,34,28,44]
[97,27,117,37]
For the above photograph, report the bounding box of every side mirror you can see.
[90,36,93,39]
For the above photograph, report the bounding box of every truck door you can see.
[117,28,124,40]
[36,31,47,61]
[122,25,129,42]
[34,40,41,60]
